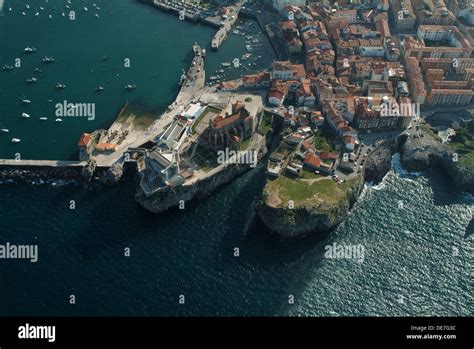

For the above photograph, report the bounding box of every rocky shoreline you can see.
[251,123,473,238]
[135,138,268,213]
[0,159,126,187]
[400,129,474,194]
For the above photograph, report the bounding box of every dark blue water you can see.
[0,0,472,316]
[0,162,472,316]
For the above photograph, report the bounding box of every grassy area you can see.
[312,128,335,152]
[300,170,323,179]
[259,113,272,136]
[449,122,474,168]
[191,106,221,134]
[265,174,347,207]
[421,123,442,142]
[240,137,252,150]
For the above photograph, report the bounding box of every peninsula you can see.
[1,0,473,239]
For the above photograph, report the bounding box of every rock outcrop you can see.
[364,139,398,184]
[256,174,364,238]
[99,162,124,186]
[136,163,252,213]
[401,126,474,194]
[81,159,97,183]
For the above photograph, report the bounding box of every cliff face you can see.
[256,174,364,238]
[401,129,474,194]
[364,139,398,184]
[136,163,253,214]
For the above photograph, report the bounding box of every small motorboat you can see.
[55,118,63,122]
[26,77,38,83]
[21,99,31,104]
[95,86,105,92]
[42,56,55,63]
[21,112,30,118]
[11,138,21,143]
[56,83,66,89]
[39,117,48,121]
[1,129,10,133]
[24,47,37,53]
[125,83,136,90]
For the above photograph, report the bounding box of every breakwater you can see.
[0,160,86,182]
[0,159,117,185]
[141,0,244,50]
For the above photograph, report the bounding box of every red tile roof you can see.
[304,153,321,168]
[78,133,92,147]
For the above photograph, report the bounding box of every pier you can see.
[0,159,85,169]
[210,1,244,50]
[92,44,206,167]
[142,0,244,50]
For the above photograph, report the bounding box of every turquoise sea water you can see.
[0,0,472,316]
[0,0,273,159]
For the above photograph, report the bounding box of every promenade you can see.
[0,159,86,168]
[92,45,206,167]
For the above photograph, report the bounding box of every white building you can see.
[272,0,306,12]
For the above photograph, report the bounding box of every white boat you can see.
[24,47,37,53]
[1,129,10,133]
[84,7,88,11]
[56,83,66,89]
[125,83,136,90]
[26,5,30,9]
[39,117,48,121]
[48,14,52,19]
[11,138,21,143]
[42,56,55,63]
[22,12,26,16]
[21,99,31,104]
[221,62,231,67]
[95,13,100,18]
[95,86,105,92]
[26,77,37,83]
[35,12,39,16]
[55,118,63,122]
[21,113,30,118]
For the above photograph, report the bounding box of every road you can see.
[93,46,206,167]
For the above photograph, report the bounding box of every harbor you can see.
[0,42,207,184]
[143,0,246,51]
